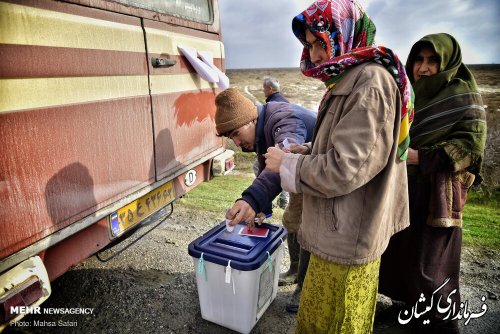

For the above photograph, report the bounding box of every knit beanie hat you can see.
[215,88,258,136]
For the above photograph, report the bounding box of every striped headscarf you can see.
[292,0,414,160]
[406,33,486,183]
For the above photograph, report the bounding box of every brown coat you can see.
[280,62,409,265]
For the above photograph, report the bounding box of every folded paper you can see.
[178,45,230,90]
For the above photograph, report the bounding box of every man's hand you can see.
[265,145,285,173]
[406,148,419,165]
[253,212,267,228]
[226,200,256,227]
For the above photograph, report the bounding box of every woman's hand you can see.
[406,148,419,165]
[289,143,310,155]
[265,145,285,173]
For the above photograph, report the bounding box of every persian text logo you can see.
[398,278,488,326]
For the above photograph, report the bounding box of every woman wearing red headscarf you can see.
[265,1,414,332]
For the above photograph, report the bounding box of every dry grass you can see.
[470,65,500,193]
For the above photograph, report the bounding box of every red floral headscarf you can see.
[292,0,414,160]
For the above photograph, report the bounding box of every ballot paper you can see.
[225,219,235,232]
[283,138,291,150]
[238,226,269,238]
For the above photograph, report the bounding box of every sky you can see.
[219,0,500,69]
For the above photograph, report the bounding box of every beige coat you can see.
[280,62,409,265]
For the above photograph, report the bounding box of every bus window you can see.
[113,0,213,24]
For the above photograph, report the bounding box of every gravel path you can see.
[5,203,499,334]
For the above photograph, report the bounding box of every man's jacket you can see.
[265,92,289,103]
[241,102,316,214]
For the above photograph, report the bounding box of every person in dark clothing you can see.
[263,76,289,103]
[215,88,316,225]
[261,76,290,210]
[262,76,309,308]
[215,87,315,312]
[378,33,487,334]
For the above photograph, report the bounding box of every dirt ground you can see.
[5,197,499,334]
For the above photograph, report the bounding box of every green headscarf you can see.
[406,33,478,110]
[406,33,486,183]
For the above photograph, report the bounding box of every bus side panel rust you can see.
[153,91,222,181]
[0,96,154,260]
[0,1,152,259]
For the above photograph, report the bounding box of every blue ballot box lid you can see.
[188,222,288,271]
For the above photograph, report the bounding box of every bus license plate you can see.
[108,181,175,238]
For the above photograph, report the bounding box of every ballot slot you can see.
[211,238,253,252]
[188,221,288,333]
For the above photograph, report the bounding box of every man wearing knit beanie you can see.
[215,87,317,226]
[215,88,259,147]
[215,88,317,312]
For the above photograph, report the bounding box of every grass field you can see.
[462,190,500,249]
[179,174,254,214]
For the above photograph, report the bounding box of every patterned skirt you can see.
[296,254,380,334]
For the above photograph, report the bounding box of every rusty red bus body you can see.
[0,0,229,327]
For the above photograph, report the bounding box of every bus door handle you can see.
[151,57,177,68]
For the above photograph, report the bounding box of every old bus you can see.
[0,0,232,328]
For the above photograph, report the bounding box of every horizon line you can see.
[226,63,499,71]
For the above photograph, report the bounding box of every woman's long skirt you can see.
[296,254,380,334]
